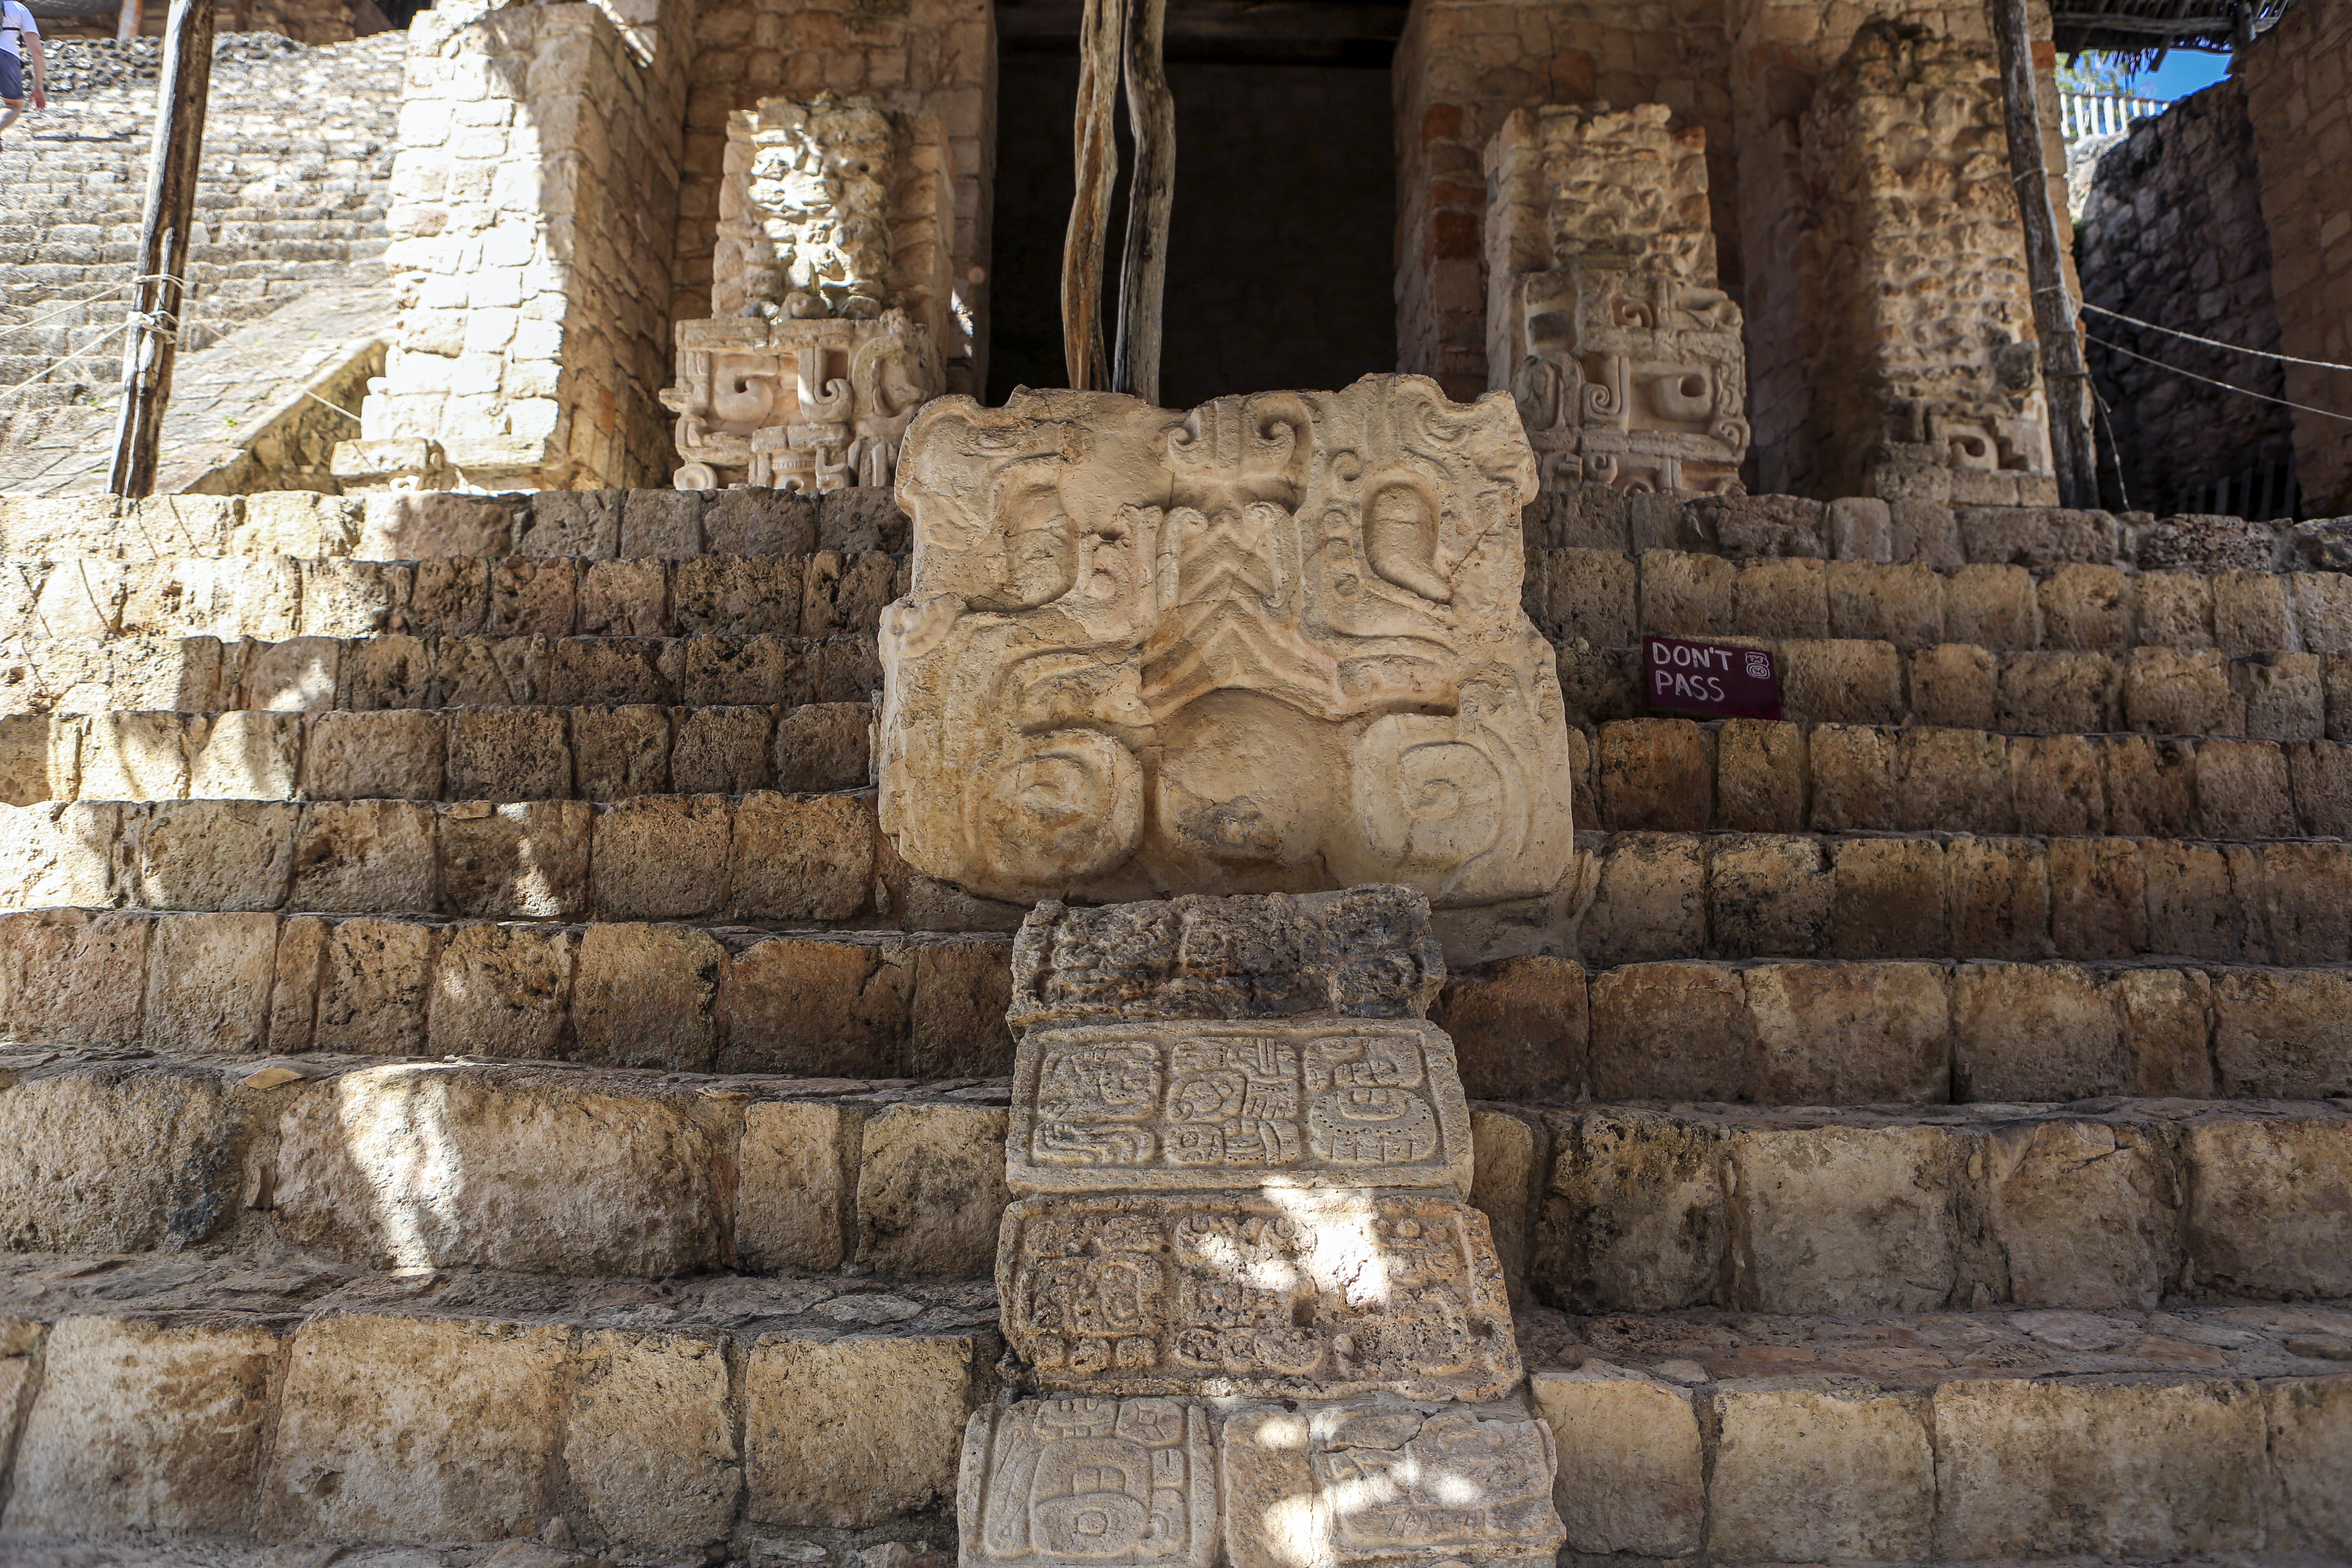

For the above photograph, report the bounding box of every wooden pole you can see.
[115,0,142,43]
[108,0,215,498]
[1061,0,1121,390]
[1111,0,1171,403]
[1989,0,2098,508]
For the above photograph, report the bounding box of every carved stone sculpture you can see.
[661,94,956,492]
[960,886,1567,1568]
[878,376,1575,911]
[1486,103,1749,496]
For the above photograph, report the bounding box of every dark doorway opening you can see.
[988,0,1402,406]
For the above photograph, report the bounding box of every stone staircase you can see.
[0,31,403,487]
[0,483,2346,1563]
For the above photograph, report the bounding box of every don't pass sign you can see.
[1643,635,1783,721]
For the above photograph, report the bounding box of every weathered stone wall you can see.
[674,0,993,390]
[2077,80,2295,518]
[363,1,687,490]
[1391,0,1736,403]
[2243,0,2352,515]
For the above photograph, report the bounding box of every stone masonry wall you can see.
[1392,0,1736,403]
[2243,0,2352,515]
[366,1,687,490]
[674,0,993,389]
[2077,79,2295,517]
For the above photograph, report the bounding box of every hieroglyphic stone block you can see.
[879,377,1575,910]
[1008,1019,1472,1196]
[997,1191,1521,1402]
[1008,887,1445,1034]
[958,1399,1217,1568]
[1486,105,1749,497]
[1220,1401,1566,1568]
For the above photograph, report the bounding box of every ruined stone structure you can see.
[876,375,1574,910]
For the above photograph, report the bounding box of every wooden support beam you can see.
[1061,0,1122,390]
[1112,0,1172,403]
[1990,0,2099,509]
[115,0,142,42]
[107,0,215,497]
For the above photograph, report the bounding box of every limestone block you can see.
[2117,966,2216,1096]
[448,706,571,800]
[1219,1402,1563,1568]
[1896,726,2013,833]
[744,1333,987,1527]
[856,1101,1008,1279]
[1944,563,2037,650]
[1889,499,1963,567]
[517,491,621,559]
[593,794,731,920]
[2256,840,2352,965]
[774,701,871,791]
[1542,547,1635,646]
[2290,740,2352,836]
[879,378,1571,908]
[408,559,488,636]
[621,490,706,559]
[339,633,432,711]
[1746,961,1947,1104]
[273,1064,726,1276]
[1778,639,1903,724]
[1530,1368,1702,1556]
[1733,1124,1960,1312]
[489,559,579,639]
[2137,570,2217,648]
[1827,837,1946,958]
[1734,558,1828,639]
[359,493,520,559]
[441,800,590,919]
[2290,570,2352,654]
[79,711,191,801]
[1596,718,1708,831]
[1983,1118,2174,1308]
[1468,1108,1539,1296]
[0,801,128,907]
[1588,961,1754,1102]
[1905,643,1998,730]
[721,935,908,1076]
[740,1100,853,1272]
[1945,835,2051,961]
[1998,650,2120,733]
[673,705,777,794]
[189,711,303,800]
[1827,560,1941,646]
[1535,1108,1723,1311]
[2267,1379,2352,1556]
[1006,1019,1470,1196]
[704,489,818,556]
[572,922,724,1072]
[803,551,898,636]
[546,637,666,707]
[315,917,436,1055]
[258,1312,568,1543]
[0,715,71,807]
[429,921,577,1058]
[1713,718,1804,831]
[961,1399,1217,1568]
[572,704,671,798]
[997,1191,1517,1399]
[290,800,436,914]
[818,489,911,553]
[1828,496,1893,563]
[580,559,669,636]
[1706,833,1828,959]
[1806,724,1896,830]
[298,560,405,638]
[1432,954,1583,1101]
[2181,1116,2352,1298]
[1930,1377,2266,1557]
[2143,840,2246,960]
[2125,646,2244,735]
[2241,650,2327,740]
[0,1062,255,1252]
[244,636,348,713]
[2103,734,2197,835]
[674,557,801,637]
[1578,831,1703,965]
[2037,563,2127,650]
[564,1330,741,1553]
[2211,968,2351,1097]
[1954,962,2122,1101]
[145,911,279,1054]
[2010,733,2104,835]
[2213,569,2291,656]
[2042,835,2140,959]
[729,791,873,920]
[1008,886,1444,1032]
[0,907,148,1047]
[1706,1379,1933,1562]
[910,937,1017,1077]
[4,1315,281,1533]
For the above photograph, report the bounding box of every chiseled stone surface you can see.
[878,376,1572,909]
[958,1398,1217,1568]
[1007,1019,1471,1197]
[1008,887,1444,1034]
[997,1191,1519,1402]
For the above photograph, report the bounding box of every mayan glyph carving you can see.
[1010,1020,1471,1195]
[878,376,1573,910]
[662,94,956,492]
[1486,104,1749,496]
[1796,22,2054,502]
[960,1399,1218,1568]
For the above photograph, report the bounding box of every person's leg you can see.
[0,53,22,136]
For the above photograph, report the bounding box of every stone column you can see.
[961,886,1568,1568]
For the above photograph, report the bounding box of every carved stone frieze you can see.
[1007,887,1445,1035]
[1486,104,1749,496]
[997,1191,1521,1402]
[958,1398,1217,1568]
[878,376,1575,910]
[1008,1019,1472,1197]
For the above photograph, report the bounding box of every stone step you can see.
[0,701,873,806]
[0,487,908,563]
[1532,483,2348,573]
[0,547,904,643]
[1534,542,2352,654]
[1565,634,2350,741]
[0,1250,995,1556]
[1525,1303,2351,1563]
[1576,716,2352,841]
[3,904,2341,1104]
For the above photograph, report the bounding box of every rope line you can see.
[1,272,196,338]
[2081,300,2352,374]
[0,322,129,403]
[2084,331,2352,425]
